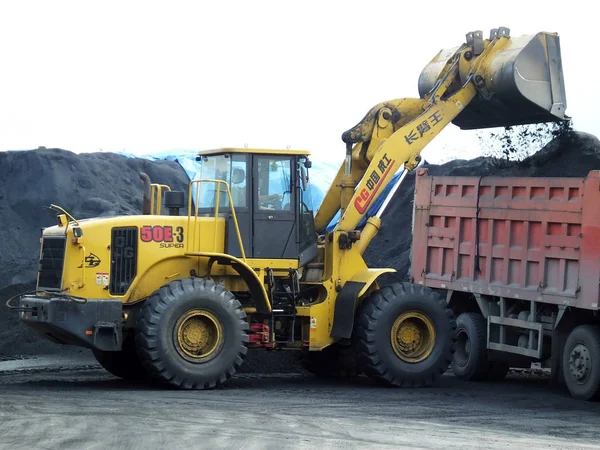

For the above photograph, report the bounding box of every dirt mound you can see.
[0,148,190,289]
[363,131,600,278]
[0,148,190,357]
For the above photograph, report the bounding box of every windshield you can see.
[198,154,248,209]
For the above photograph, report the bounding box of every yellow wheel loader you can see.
[16,27,567,389]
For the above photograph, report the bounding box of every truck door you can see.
[252,155,298,259]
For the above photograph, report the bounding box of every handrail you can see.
[186,179,246,261]
[150,184,171,215]
[79,245,86,288]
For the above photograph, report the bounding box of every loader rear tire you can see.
[300,341,359,378]
[135,277,249,390]
[93,334,147,381]
[354,282,456,387]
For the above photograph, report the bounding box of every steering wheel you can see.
[259,193,283,210]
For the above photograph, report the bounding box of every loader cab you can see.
[195,148,318,265]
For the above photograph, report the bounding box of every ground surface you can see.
[0,356,598,450]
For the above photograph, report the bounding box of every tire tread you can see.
[563,324,600,401]
[354,282,457,388]
[135,277,248,389]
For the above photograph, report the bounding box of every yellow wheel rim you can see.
[175,309,224,363]
[390,311,436,363]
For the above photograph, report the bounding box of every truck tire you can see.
[93,334,147,381]
[300,341,359,378]
[354,282,456,387]
[135,277,249,390]
[562,324,600,401]
[452,312,490,381]
[550,329,567,387]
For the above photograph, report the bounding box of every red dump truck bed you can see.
[410,169,600,401]
[410,169,600,311]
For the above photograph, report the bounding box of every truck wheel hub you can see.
[175,309,223,362]
[569,343,591,382]
[390,312,436,363]
[454,328,471,367]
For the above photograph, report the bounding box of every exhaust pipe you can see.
[139,172,152,215]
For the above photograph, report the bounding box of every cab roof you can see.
[197,147,311,157]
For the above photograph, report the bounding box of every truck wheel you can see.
[93,334,147,381]
[354,282,456,387]
[135,277,249,389]
[300,341,359,378]
[550,330,567,387]
[452,312,489,381]
[562,324,600,401]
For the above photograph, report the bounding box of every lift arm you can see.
[313,28,567,236]
[314,52,473,233]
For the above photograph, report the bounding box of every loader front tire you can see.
[354,282,456,387]
[135,277,249,390]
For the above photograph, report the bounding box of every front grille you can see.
[38,236,66,291]
[110,227,138,295]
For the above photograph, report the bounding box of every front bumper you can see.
[19,295,123,351]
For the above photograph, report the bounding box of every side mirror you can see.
[300,165,308,191]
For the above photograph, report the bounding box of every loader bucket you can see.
[418,31,567,130]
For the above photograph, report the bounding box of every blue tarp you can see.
[118,150,405,231]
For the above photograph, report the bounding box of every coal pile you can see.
[0,148,190,290]
[363,130,600,278]
[0,148,189,358]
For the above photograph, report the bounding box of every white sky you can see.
[0,0,596,164]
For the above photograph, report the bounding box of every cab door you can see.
[252,155,298,259]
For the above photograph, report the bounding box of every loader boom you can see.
[314,28,567,242]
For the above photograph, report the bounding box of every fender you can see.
[194,252,272,314]
[330,268,396,339]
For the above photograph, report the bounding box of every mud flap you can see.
[94,321,123,352]
[330,281,365,339]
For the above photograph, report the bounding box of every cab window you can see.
[257,157,292,211]
[198,154,248,209]
[230,156,247,208]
